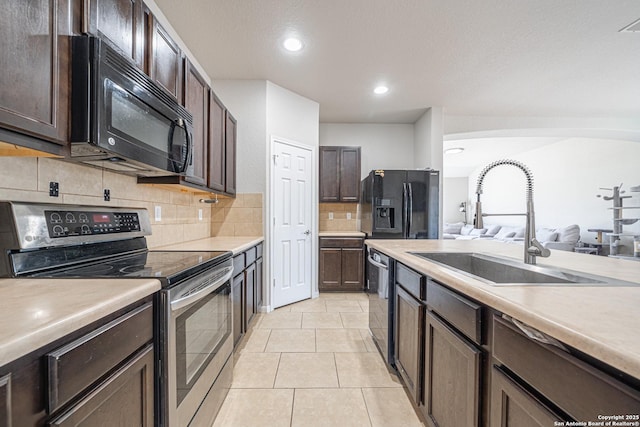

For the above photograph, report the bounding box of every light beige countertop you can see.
[319,231,366,237]
[366,239,640,379]
[0,278,160,367]
[157,236,264,254]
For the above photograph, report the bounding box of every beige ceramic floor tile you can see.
[273,304,292,312]
[231,352,281,388]
[359,299,370,311]
[258,311,302,329]
[341,312,370,328]
[362,388,425,427]
[335,353,403,388]
[274,353,339,388]
[265,328,316,352]
[318,292,349,300]
[301,312,344,328]
[345,292,369,301]
[291,388,371,427]
[239,328,271,353]
[359,329,379,353]
[289,298,327,312]
[326,300,364,313]
[316,328,368,352]
[213,389,293,427]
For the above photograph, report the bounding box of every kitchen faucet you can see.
[474,159,550,265]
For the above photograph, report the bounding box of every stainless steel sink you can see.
[410,252,638,286]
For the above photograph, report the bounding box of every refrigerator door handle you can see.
[402,182,409,238]
[407,183,413,238]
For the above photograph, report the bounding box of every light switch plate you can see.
[198,209,203,221]
[154,206,162,222]
[328,212,334,220]
[346,212,352,220]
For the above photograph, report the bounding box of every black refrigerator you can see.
[360,169,439,239]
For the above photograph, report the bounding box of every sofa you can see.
[443,222,580,252]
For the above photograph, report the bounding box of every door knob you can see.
[304,230,311,235]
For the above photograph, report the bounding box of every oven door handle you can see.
[170,267,234,312]
[367,255,388,270]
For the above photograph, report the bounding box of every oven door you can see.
[166,263,233,426]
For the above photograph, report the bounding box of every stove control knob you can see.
[52,225,65,237]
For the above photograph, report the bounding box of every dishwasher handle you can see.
[171,267,233,311]
[367,255,388,270]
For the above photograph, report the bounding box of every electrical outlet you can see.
[328,212,334,220]
[103,189,110,201]
[346,212,352,220]
[154,206,162,222]
[198,209,203,221]
[49,182,59,197]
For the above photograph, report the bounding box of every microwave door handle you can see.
[407,183,413,238]
[170,267,234,312]
[178,118,192,174]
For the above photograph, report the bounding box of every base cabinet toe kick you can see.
[380,259,640,427]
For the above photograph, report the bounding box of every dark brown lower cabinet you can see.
[0,299,153,427]
[0,374,9,426]
[318,237,364,291]
[422,311,481,427]
[232,273,244,346]
[490,367,562,427]
[48,345,154,427]
[244,263,256,330]
[394,286,423,403]
[255,257,263,309]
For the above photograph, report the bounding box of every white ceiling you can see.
[443,136,565,177]
[153,0,640,124]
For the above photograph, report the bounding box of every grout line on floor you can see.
[360,387,375,427]
[271,352,282,388]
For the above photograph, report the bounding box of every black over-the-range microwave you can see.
[70,35,193,176]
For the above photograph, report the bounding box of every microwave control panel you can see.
[44,210,141,238]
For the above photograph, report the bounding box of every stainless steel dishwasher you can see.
[366,246,394,366]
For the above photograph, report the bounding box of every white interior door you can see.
[271,139,313,308]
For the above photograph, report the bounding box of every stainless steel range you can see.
[0,201,233,426]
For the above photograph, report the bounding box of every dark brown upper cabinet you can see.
[183,59,208,186]
[0,0,71,153]
[224,111,237,196]
[83,0,145,69]
[319,146,361,202]
[147,15,182,100]
[208,93,226,192]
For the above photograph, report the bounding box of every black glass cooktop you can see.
[32,250,232,287]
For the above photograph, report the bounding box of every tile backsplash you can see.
[210,193,264,237]
[0,157,219,248]
[319,203,360,232]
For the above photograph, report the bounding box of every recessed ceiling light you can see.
[620,17,640,32]
[283,37,303,52]
[373,86,389,95]
[444,147,465,155]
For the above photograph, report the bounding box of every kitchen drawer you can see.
[395,263,424,301]
[46,303,153,413]
[427,280,482,344]
[256,243,263,259]
[492,315,640,420]
[233,253,245,276]
[245,246,257,266]
[319,237,363,248]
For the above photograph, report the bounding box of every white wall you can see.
[414,107,444,171]
[319,123,414,179]
[266,82,320,148]
[466,137,640,250]
[213,80,268,194]
[443,177,469,224]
